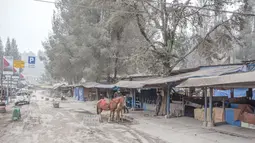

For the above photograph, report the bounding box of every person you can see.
[123,95,129,113]
[113,91,120,98]
[155,91,162,116]
[100,93,104,99]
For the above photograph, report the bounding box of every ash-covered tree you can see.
[4,37,11,56]
[10,38,21,60]
[0,38,3,58]
[132,0,243,74]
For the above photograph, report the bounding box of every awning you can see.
[176,71,255,88]
[114,80,145,89]
[144,65,246,86]
[94,84,115,89]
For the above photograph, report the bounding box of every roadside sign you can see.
[3,56,13,75]
[28,56,35,64]
[14,60,25,68]
[28,56,36,68]
[13,68,19,76]
[28,64,35,68]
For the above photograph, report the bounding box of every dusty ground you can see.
[0,90,254,143]
[0,91,165,143]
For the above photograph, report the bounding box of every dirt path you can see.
[0,91,167,143]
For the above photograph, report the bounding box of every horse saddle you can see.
[100,99,110,110]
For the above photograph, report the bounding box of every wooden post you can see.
[182,95,185,116]
[203,87,208,127]
[134,89,136,109]
[208,88,214,127]
[222,98,225,122]
[230,89,234,98]
[96,88,99,100]
[166,84,170,116]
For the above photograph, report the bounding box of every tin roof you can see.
[176,71,255,88]
[144,65,246,86]
[115,80,145,89]
[94,84,115,89]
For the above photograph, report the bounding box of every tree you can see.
[10,38,21,60]
[4,37,11,56]
[235,0,255,61]
[0,37,4,71]
[126,0,242,74]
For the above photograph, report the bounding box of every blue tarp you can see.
[214,88,255,99]
[74,87,85,101]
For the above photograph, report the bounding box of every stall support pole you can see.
[182,95,185,116]
[166,84,170,116]
[96,88,99,100]
[222,98,225,122]
[203,87,208,127]
[208,88,214,127]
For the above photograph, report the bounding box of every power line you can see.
[34,0,144,14]
[34,0,255,16]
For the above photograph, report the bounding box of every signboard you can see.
[13,67,19,76]
[14,60,25,68]
[3,56,13,75]
[20,74,25,80]
[28,56,35,68]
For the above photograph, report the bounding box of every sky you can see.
[0,0,55,54]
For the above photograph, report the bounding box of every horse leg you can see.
[108,110,112,122]
[121,107,124,122]
[99,109,102,122]
[112,110,115,121]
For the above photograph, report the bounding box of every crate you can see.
[225,108,241,127]
[241,122,255,129]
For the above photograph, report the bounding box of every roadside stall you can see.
[177,71,255,129]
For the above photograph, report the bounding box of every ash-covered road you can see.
[1,90,255,143]
[0,91,165,143]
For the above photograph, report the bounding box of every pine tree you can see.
[10,38,21,60]
[0,37,3,71]
[0,37,3,57]
[4,37,11,56]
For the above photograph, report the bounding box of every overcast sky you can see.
[0,0,54,54]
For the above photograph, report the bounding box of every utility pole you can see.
[6,76,9,104]
[1,55,3,102]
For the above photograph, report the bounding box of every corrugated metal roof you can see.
[83,82,99,88]
[115,80,145,89]
[53,83,66,90]
[176,71,255,88]
[144,65,246,86]
[94,84,115,89]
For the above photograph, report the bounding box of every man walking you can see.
[155,91,162,116]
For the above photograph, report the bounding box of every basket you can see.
[53,102,59,108]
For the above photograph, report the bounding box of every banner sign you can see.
[3,56,13,75]
[13,67,19,76]
[14,60,25,68]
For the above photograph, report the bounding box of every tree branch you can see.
[170,18,232,71]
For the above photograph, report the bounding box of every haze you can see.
[0,0,54,53]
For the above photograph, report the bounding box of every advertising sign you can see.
[3,56,13,75]
[14,60,25,68]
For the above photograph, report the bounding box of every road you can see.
[0,91,165,143]
[0,90,254,143]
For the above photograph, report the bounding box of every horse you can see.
[115,96,125,122]
[96,96,124,122]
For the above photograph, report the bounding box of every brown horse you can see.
[115,96,126,122]
[96,96,124,122]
